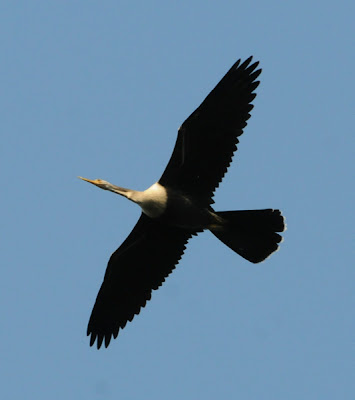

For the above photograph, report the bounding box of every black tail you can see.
[211,209,286,263]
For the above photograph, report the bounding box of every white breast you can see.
[134,182,168,218]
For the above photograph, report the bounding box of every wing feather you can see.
[87,213,192,348]
[159,56,261,205]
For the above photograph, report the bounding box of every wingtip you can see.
[240,55,253,69]
[87,329,103,349]
[241,55,262,71]
[88,326,117,349]
[89,333,96,347]
[96,334,104,349]
[104,335,112,348]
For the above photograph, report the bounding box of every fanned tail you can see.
[211,209,286,263]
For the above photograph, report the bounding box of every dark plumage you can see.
[80,57,286,349]
[87,214,191,349]
[160,57,260,204]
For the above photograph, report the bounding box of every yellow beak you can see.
[78,176,99,185]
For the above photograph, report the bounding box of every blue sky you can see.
[1,1,354,399]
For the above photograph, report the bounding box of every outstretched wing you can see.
[87,213,192,349]
[159,56,261,206]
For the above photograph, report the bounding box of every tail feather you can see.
[211,209,285,263]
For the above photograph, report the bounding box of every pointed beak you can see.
[78,176,102,187]
[78,176,131,197]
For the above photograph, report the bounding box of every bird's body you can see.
[79,57,286,349]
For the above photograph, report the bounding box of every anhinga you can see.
[79,56,286,349]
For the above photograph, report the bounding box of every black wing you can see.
[159,56,261,206]
[87,213,192,349]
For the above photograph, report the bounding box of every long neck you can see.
[109,182,168,218]
[109,185,139,201]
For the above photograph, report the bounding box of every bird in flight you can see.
[79,56,286,349]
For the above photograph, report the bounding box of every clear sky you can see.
[1,1,354,399]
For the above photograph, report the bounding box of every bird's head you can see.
[78,177,114,191]
[78,176,133,199]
